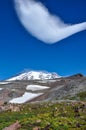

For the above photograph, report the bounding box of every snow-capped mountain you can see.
[7,71,60,81]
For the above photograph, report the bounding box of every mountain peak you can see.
[7,70,60,81]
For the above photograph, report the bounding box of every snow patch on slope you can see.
[26,85,49,91]
[9,92,43,104]
[0,82,10,85]
[0,88,3,91]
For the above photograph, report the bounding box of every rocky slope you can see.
[0,73,86,105]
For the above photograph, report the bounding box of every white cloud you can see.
[14,0,86,44]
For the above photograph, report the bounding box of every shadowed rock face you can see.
[0,73,86,104]
[68,73,84,79]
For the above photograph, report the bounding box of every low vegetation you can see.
[77,91,86,101]
[68,91,86,101]
[0,102,86,130]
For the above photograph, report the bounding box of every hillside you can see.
[0,73,86,129]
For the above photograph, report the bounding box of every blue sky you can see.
[0,0,86,80]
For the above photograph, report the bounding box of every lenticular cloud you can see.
[14,0,86,44]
